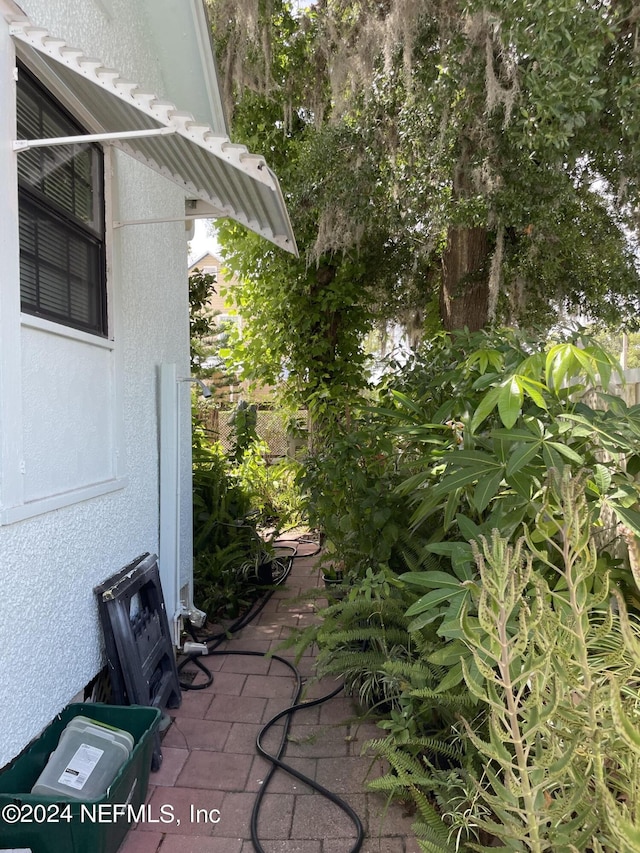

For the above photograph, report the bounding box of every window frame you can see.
[16,64,108,338]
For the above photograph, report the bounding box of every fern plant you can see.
[366,743,459,853]
[313,585,427,709]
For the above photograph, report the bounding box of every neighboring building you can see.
[189,249,275,403]
[0,0,295,768]
[189,250,232,316]
[189,249,243,370]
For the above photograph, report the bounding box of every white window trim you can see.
[0,59,126,526]
[20,314,116,349]
[0,477,128,525]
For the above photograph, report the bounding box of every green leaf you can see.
[497,377,523,428]
[610,678,640,754]
[396,470,431,495]
[483,764,519,806]
[427,640,468,666]
[593,463,612,494]
[407,610,444,632]
[408,493,441,529]
[339,514,352,532]
[546,343,576,392]
[505,441,542,477]
[611,504,640,538]
[433,661,464,692]
[470,385,502,432]
[443,487,460,530]
[390,389,427,416]
[572,346,599,385]
[547,441,584,464]
[489,721,515,765]
[460,656,488,702]
[584,344,621,389]
[398,570,462,590]
[432,467,490,495]
[505,467,536,500]
[547,738,578,776]
[405,587,461,617]
[440,450,504,468]
[518,351,545,379]
[431,452,503,499]
[451,545,474,579]
[456,513,485,542]
[425,541,474,558]
[542,442,563,471]
[518,375,548,410]
[472,469,504,513]
[491,427,541,441]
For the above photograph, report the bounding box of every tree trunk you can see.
[440,224,490,331]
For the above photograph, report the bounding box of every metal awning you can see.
[8,14,298,255]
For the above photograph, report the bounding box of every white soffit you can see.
[7,14,298,255]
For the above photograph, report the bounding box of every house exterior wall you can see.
[0,1,193,767]
[15,0,163,91]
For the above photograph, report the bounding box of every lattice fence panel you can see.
[198,406,308,460]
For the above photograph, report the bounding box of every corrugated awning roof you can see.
[8,13,298,255]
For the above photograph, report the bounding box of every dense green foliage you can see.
[192,413,304,618]
[192,424,255,618]
[189,267,218,374]
[210,0,640,413]
[286,329,640,850]
[204,1,640,844]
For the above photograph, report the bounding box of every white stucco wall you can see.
[15,0,165,93]
[0,1,193,767]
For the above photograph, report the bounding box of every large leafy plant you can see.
[287,329,640,850]
[379,328,640,635]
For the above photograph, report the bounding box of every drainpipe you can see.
[159,363,205,647]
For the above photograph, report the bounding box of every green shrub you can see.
[298,422,419,578]
[192,434,256,619]
[192,418,305,620]
[235,441,305,527]
[295,327,640,851]
[381,327,640,632]
[192,436,251,553]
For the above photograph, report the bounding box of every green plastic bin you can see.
[0,703,161,853]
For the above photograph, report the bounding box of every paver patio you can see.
[118,542,422,853]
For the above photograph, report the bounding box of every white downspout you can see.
[159,363,181,646]
[159,363,206,647]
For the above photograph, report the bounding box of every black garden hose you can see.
[199,650,364,853]
[177,537,297,689]
[176,536,364,852]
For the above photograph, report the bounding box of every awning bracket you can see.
[113,213,223,229]
[13,126,177,152]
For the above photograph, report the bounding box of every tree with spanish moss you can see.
[209,0,640,411]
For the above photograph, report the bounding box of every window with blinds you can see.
[17,66,107,336]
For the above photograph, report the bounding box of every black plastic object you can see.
[0,703,160,853]
[94,553,181,770]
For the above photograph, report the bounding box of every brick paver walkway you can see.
[118,542,422,853]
